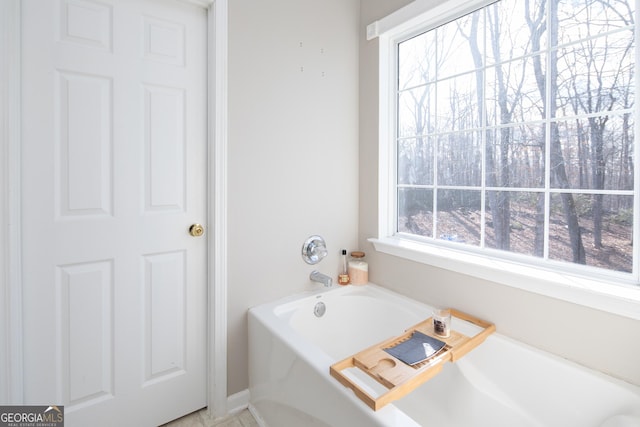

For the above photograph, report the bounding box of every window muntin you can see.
[394,0,636,276]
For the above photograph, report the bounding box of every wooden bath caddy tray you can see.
[329,309,495,411]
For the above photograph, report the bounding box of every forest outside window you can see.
[391,0,638,282]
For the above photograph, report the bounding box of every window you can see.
[384,0,638,282]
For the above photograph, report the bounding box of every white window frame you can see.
[368,0,640,320]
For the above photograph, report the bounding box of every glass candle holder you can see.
[433,308,451,338]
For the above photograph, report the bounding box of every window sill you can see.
[369,236,640,320]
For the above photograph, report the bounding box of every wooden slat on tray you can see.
[329,309,495,411]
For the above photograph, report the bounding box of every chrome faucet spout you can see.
[310,270,333,287]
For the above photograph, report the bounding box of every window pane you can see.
[487,0,547,62]
[486,56,545,126]
[398,188,433,237]
[399,32,436,90]
[436,189,481,246]
[437,8,485,79]
[398,138,433,185]
[556,31,634,119]
[554,115,634,190]
[436,73,480,132]
[486,125,545,188]
[549,193,633,272]
[398,84,435,138]
[558,0,635,47]
[485,191,545,256]
[438,132,481,186]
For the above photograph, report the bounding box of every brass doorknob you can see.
[189,224,204,237]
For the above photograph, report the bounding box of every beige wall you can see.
[226,0,639,398]
[227,0,360,395]
[359,0,640,386]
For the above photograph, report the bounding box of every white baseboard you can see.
[248,403,267,427]
[227,389,250,414]
[225,390,267,426]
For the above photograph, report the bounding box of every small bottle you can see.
[348,251,368,285]
[338,249,350,285]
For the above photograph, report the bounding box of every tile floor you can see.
[161,408,259,427]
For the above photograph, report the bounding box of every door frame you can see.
[0,0,230,419]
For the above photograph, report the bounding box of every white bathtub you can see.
[248,284,640,427]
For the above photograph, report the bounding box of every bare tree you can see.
[527,0,586,263]
[558,0,634,248]
[460,11,513,249]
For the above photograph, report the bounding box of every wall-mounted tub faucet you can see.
[310,270,333,287]
[302,235,328,265]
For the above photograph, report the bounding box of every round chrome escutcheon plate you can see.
[314,301,326,317]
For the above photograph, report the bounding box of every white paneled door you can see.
[21,1,208,425]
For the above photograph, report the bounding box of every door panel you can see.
[21,1,207,425]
